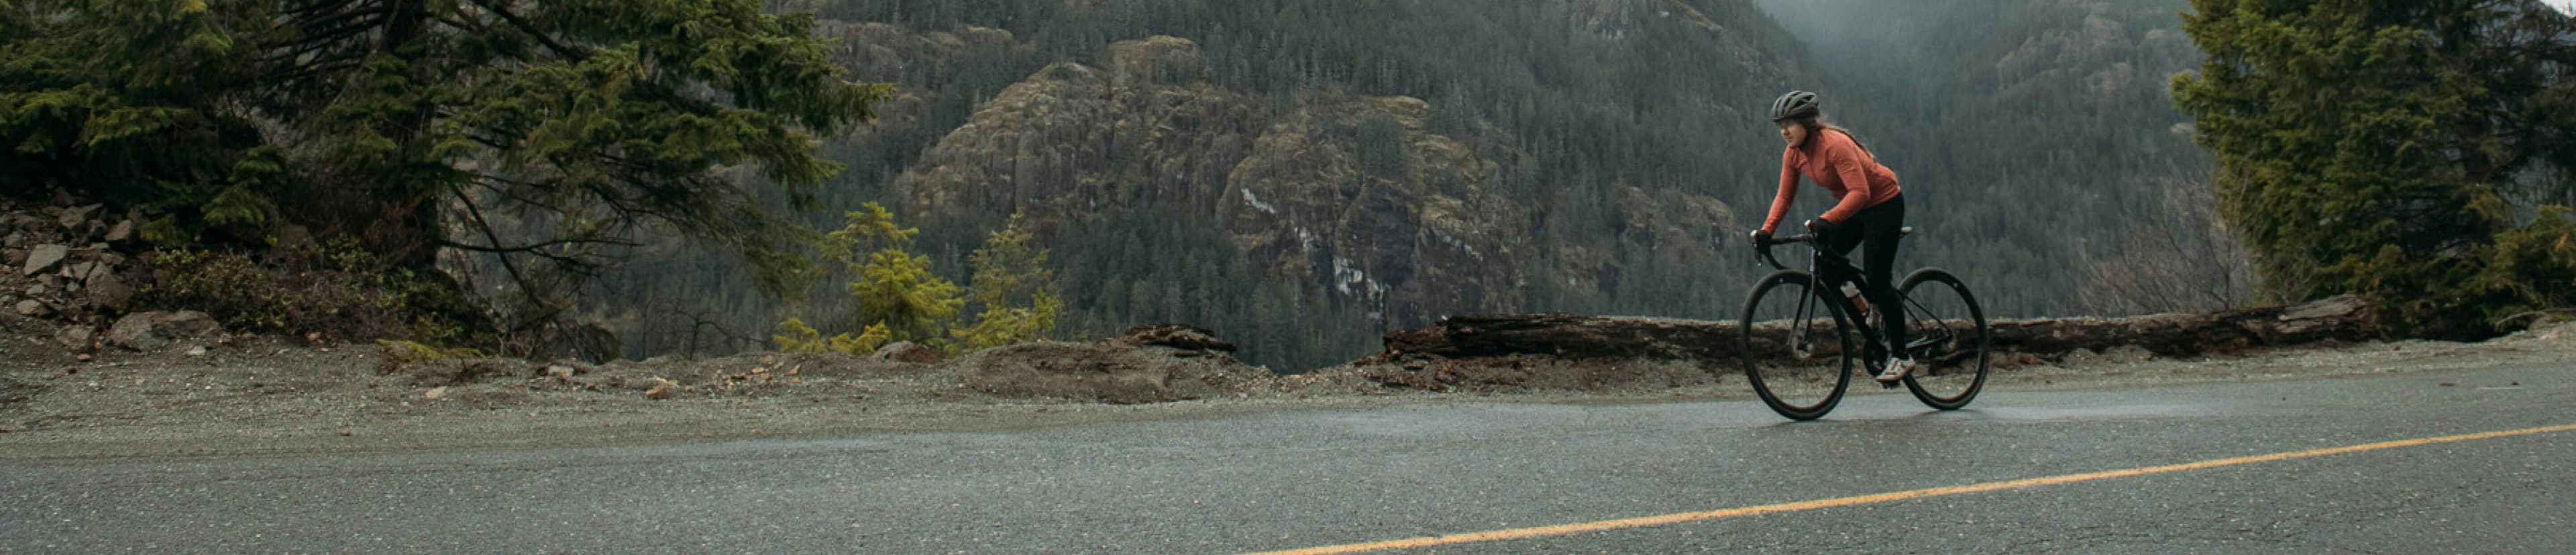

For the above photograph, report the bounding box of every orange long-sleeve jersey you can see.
[1761,128,1901,234]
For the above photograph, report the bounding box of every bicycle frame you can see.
[1754,229,1927,364]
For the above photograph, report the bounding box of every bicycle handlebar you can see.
[1753,233,1815,271]
[1754,221,1913,271]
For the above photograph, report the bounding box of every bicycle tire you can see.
[1896,268,1990,410]
[1739,271,1855,420]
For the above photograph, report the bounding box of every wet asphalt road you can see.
[5,364,2572,554]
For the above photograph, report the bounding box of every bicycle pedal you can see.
[1878,381,1900,390]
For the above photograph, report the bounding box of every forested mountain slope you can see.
[606,0,2215,370]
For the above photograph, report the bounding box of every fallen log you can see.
[1986,295,2371,358]
[1369,295,2373,364]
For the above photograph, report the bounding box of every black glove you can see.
[1805,217,1838,238]
[1749,229,1773,248]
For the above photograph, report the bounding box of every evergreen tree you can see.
[2171,0,2576,338]
[786,203,1061,354]
[955,212,1063,349]
[1356,114,1408,179]
[814,203,963,349]
[0,0,889,348]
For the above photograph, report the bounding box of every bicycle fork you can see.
[1788,283,1819,360]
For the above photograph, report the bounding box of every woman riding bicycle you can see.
[1750,90,1916,383]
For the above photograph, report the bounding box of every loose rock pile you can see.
[0,196,205,353]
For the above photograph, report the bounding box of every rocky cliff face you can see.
[885,36,1513,327]
[894,36,1260,219]
[1218,90,1534,325]
[887,30,1751,329]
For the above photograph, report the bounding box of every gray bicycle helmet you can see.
[1769,90,1819,121]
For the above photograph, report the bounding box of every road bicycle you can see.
[1739,223,1992,420]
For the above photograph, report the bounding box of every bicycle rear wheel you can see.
[1739,272,1854,420]
[1896,268,1990,410]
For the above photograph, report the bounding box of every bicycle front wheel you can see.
[1897,268,1990,410]
[1739,271,1854,420]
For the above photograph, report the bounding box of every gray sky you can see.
[2554,1,2575,14]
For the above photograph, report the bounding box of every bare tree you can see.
[2080,175,2259,315]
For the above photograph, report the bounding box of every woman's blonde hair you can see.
[1793,116,1872,156]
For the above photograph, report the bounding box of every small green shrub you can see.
[137,235,488,349]
[376,339,486,361]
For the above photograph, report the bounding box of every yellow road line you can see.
[1244,423,2576,555]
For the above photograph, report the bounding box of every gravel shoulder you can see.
[3,322,2571,462]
